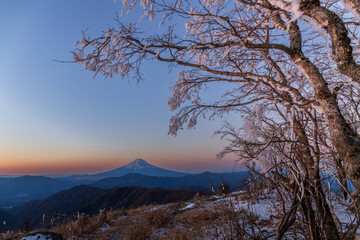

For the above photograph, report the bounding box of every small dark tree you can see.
[22,219,31,233]
[217,183,231,196]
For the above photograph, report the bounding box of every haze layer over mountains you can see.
[0,159,247,210]
[0,159,247,231]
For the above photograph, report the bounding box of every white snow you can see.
[124,158,154,169]
[146,205,168,212]
[117,215,127,220]
[268,0,303,23]
[215,195,273,219]
[99,223,111,232]
[21,234,49,240]
[180,202,195,210]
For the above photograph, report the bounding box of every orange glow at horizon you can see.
[0,150,239,175]
[0,150,131,175]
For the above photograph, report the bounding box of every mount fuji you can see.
[66,159,187,181]
[94,158,186,178]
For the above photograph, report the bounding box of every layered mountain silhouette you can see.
[0,159,247,212]
[0,158,249,232]
[91,171,248,191]
[65,159,187,181]
[6,185,209,230]
[0,176,77,209]
[0,159,187,209]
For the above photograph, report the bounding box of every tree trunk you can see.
[300,2,360,193]
[276,184,299,240]
[301,189,321,240]
[293,118,340,240]
[291,53,360,193]
[314,179,341,240]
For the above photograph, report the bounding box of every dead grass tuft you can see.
[123,222,153,240]
[175,209,221,226]
[155,228,193,240]
[145,209,172,228]
[168,228,193,240]
[49,209,127,239]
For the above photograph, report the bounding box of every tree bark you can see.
[282,2,360,194]
[275,196,298,240]
[301,189,321,240]
[304,5,360,83]
[291,51,360,192]
[314,180,342,240]
[293,118,341,240]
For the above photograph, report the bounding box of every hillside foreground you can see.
[1,183,359,240]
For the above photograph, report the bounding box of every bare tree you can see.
[72,0,360,238]
[216,102,347,239]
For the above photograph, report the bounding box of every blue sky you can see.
[0,0,241,174]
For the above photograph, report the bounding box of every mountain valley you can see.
[0,159,247,232]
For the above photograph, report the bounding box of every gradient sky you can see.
[0,0,242,175]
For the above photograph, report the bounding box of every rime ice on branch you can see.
[73,0,360,214]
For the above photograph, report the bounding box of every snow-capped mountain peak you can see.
[67,158,187,180]
[124,158,154,169]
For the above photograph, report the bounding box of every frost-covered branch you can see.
[72,1,360,227]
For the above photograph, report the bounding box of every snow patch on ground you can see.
[21,234,50,240]
[99,223,111,232]
[331,195,359,230]
[215,194,274,219]
[180,202,195,210]
[117,215,127,220]
[146,205,168,212]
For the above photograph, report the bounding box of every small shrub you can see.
[22,219,31,233]
[217,184,231,196]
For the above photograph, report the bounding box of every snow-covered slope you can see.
[32,189,358,240]
[6,188,359,240]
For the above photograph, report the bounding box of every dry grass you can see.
[0,191,278,240]
[145,209,172,228]
[154,227,193,240]
[166,228,193,240]
[0,197,240,240]
[175,208,221,226]
[0,231,19,240]
[49,209,127,239]
[122,222,153,240]
[4,184,357,240]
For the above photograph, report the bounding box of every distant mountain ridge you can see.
[0,158,248,220]
[65,158,187,181]
[0,176,77,209]
[91,172,248,191]
[6,185,209,231]
[0,159,250,232]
